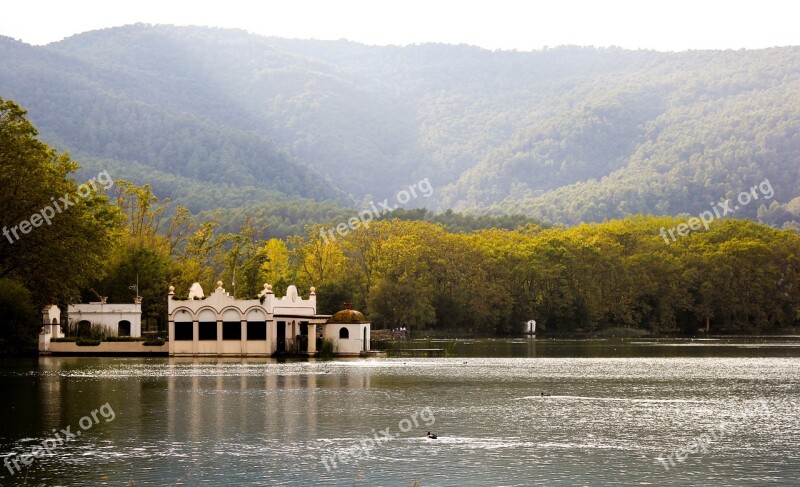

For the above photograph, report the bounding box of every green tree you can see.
[260,238,293,296]
[0,98,122,308]
[0,278,39,353]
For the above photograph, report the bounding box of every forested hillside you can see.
[1,24,799,228]
[0,31,349,216]
[2,96,800,353]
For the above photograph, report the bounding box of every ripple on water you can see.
[3,354,799,485]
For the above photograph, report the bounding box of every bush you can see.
[370,338,395,351]
[51,337,77,342]
[76,339,101,346]
[143,338,165,346]
[0,279,38,354]
[104,336,144,342]
[318,338,337,359]
[63,321,113,340]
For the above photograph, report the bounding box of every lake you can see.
[2,337,799,486]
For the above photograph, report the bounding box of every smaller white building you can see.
[68,298,143,337]
[321,304,371,355]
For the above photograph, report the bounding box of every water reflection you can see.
[0,342,798,485]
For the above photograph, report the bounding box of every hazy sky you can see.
[2,0,797,51]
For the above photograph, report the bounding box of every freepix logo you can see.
[659,178,774,245]
[320,177,433,244]
[320,406,436,472]
[2,169,114,245]
[3,402,115,477]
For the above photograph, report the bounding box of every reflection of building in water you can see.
[167,282,371,357]
[37,357,142,436]
[163,365,377,445]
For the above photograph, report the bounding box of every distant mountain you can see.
[1,24,799,227]
[0,30,349,215]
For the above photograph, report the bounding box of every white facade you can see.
[39,304,63,353]
[321,322,371,355]
[167,282,372,357]
[68,300,143,337]
[168,282,330,356]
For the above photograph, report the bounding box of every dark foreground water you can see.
[1,337,799,486]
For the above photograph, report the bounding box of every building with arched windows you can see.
[167,282,370,356]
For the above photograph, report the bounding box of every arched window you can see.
[246,309,267,340]
[118,320,131,336]
[198,322,217,340]
[222,322,241,340]
[339,327,349,339]
[222,309,242,340]
[198,309,217,341]
[174,321,193,341]
[174,310,193,341]
[77,320,91,337]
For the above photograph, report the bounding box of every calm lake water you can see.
[1,337,799,486]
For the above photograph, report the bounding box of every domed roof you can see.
[329,304,368,323]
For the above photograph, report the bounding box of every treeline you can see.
[283,217,800,335]
[379,208,549,233]
[80,178,800,336]
[79,189,800,337]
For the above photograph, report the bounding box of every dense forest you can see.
[2,98,799,354]
[1,25,799,229]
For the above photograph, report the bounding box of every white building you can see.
[39,304,64,353]
[321,304,371,355]
[67,298,143,337]
[167,282,371,356]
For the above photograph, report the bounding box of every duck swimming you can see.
[426,431,438,439]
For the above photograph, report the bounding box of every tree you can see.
[0,278,38,353]
[260,239,293,296]
[368,235,436,331]
[0,98,122,308]
[288,225,350,313]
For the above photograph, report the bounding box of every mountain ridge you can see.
[1,24,799,228]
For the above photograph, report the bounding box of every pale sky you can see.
[1,0,797,51]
